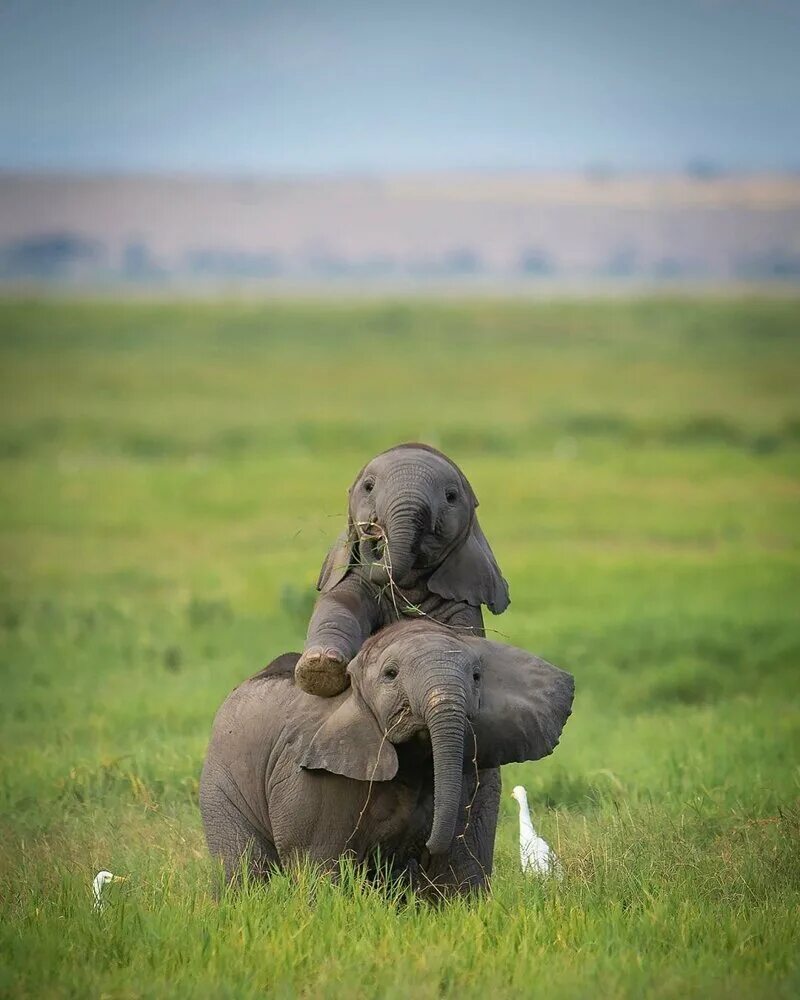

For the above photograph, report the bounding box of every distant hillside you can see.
[2,172,799,287]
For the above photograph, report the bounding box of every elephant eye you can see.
[363,478,375,493]
[383,664,399,680]
[445,487,458,504]
[472,670,481,683]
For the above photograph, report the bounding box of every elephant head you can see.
[317,443,509,614]
[301,620,574,856]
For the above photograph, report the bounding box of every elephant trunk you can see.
[423,681,468,856]
[380,491,430,585]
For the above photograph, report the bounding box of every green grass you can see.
[0,296,799,998]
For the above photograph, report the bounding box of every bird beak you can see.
[111,875,127,883]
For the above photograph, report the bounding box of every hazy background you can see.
[1,0,800,288]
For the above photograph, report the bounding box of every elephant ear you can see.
[300,688,399,782]
[428,516,510,614]
[467,639,574,769]
[316,524,357,592]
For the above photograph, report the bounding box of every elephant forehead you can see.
[412,645,480,674]
[368,449,458,482]
[360,619,457,659]
[396,631,477,667]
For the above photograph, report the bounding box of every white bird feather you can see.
[511,785,563,879]
[92,870,126,911]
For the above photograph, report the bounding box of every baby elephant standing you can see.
[200,621,573,897]
[296,443,510,697]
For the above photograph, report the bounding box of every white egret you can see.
[92,870,126,911]
[510,785,563,879]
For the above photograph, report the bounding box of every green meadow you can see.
[0,296,798,998]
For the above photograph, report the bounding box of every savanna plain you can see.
[0,296,798,999]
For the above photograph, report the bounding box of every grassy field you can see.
[0,296,798,998]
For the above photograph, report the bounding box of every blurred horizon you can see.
[4,165,800,181]
[2,170,800,289]
[3,1,800,290]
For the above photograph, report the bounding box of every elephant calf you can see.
[296,443,510,697]
[200,620,573,898]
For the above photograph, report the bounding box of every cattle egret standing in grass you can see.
[92,870,126,911]
[511,785,563,879]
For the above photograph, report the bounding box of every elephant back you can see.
[248,652,302,685]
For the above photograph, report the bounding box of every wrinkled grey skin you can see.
[200,620,573,898]
[296,444,510,698]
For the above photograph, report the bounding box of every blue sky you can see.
[1,0,798,173]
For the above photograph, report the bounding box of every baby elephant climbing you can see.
[200,620,573,898]
[296,443,510,697]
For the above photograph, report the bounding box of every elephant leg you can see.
[420,767,501,899]
[437,601,486,639]
[270,770,368,872]
[201,781,279,886]
[297,578,378,697]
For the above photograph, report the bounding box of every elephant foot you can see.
[295,646,349,697]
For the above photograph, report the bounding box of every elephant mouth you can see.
[358,524,389,577]
[387,705,422,743]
